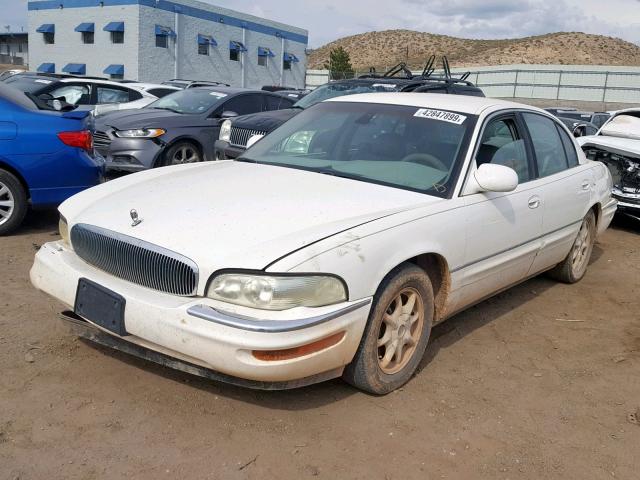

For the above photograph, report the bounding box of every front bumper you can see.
[97,134,163,172]
[214,139,244,160]
[612,187,640,219]
[30,241,371,385]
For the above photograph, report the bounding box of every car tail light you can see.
[57,131,93,152]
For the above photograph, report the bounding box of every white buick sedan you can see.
[31,94,616,394]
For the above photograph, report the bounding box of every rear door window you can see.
[221,94,263,116]
[96,85,131,104]
[522,113,569,177]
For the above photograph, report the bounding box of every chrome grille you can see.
[229,127,267,148]
[71,224,198,296]
[93,131,112,153]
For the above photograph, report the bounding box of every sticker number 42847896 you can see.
[414,108,467,125]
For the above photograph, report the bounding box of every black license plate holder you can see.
[74,278,127,336]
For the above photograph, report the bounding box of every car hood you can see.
[96,108,192,130]
[231,108,300,132]
[578,135,640,159]
[60,161,436,284]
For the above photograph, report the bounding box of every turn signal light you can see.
[57,130,93,152]
[252,332,345,361]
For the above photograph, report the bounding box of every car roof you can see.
[195,86,267,95]
[326,92,542,116]
[127,83,181,91]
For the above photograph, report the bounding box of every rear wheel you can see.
[161,141,202,167]
[343,264,434,395]
[0,169,28,236]
[548,210,596,283]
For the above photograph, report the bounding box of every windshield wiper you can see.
[151,106,182,114]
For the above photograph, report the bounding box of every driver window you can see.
[48,84,91,105]
[476,117,530,183]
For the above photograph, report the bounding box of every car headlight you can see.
[59,215,70,246]
[114,128,166,138]
[206,273,348,310]
[219,120,232,142]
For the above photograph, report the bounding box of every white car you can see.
[30,94,616,394]
[26,77,179,115]
[578,108,640,221]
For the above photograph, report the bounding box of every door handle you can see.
[581,180,590,190]
[528,196,541,209]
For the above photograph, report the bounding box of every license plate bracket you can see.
[74,278,127,336]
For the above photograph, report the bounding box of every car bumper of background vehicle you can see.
[30,241,372,384]
[214,140,243,160]
[101,137,163,171]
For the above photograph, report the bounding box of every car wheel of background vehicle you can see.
[548,210,596,284]
[161,141,202,167]
[0,169,28,236]
[343,263,434,395]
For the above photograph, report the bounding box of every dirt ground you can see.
[1,210,638,480]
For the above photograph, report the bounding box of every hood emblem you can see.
[130,209,143,227]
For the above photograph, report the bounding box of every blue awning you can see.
[155,25,176,37]
[37,63,55,73]
[103,22,125,32]
[74,23,94,33]
[197,34,217,46]
[62,63,86,75]
[103,64,124,75]
[283,53,300,63]
[229,41,247,52]
[36,24,55,34]
[258,47,275,57]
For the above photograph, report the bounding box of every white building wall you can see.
[28,4,140,79]
[27,0,308,88]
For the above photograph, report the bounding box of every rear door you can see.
[521,112,593,273]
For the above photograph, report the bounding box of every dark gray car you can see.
[95,87,295,172]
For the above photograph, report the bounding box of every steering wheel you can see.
[401,153,448,171]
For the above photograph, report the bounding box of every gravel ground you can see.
[1,211,639,480]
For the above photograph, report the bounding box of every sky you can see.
[3,0,640,47]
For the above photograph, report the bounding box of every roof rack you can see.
[358,62,414,79]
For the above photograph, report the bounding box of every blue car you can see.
[0,84,103,235]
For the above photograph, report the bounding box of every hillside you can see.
[308,31,640,71]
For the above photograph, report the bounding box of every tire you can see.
[343,263,434,395]
[0,169,28,236]
[548,210,596,284]
[160,141,202,167]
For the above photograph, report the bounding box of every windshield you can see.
[146,88,227,114]
[293,81,401,109]
[239,102,476,197]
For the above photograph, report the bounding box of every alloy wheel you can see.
[171,145,199,164]
[0,181,15,226]
[377,287,425,374]
[571,219,592,275]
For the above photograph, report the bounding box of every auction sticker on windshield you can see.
[414,108,466,125]
[209,92,228,98]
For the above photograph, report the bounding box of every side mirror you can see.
[246,134,264,149]
[572,124,586,137]
[221,111,238,119]
[474,163,518,193]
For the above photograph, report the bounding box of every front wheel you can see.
[0,169,28,236]
[548,210,596,283]
[343,264,434,395]
[161,141,202,167]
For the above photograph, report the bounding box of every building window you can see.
[82,31,94,44]
[156,34,168,48]
[44,32,55,44]
[111,31,124,44]
[230,49,239,61]
[18,43,23,53]
[283,60,292,70]
[258,55,268,67]
[109,73,124,80]
[198,43,209,55]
